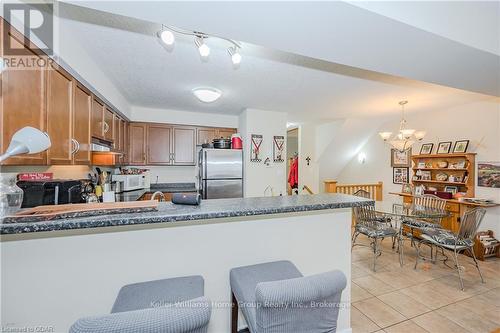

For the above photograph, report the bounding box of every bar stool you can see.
[230,260,347,333]
[69,275,211,333]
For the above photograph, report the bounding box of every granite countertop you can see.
[0,194,372,235]
[115,183,198,202]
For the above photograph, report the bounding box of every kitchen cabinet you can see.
[217,128,237,139]
[122,121,130,164]
[172,126,196,165]
[103,107,114,142]
[129,123,147,165]
[1,23,47,165]
[72,84,92,165]
[147,124,172,165]
[197,128,217,145]
[46,64,73,165]
[91,98,104,139]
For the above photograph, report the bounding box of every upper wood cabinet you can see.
[147,124,172,165]
[1,25,47,165]
[172,127,196,165]
[103,107,114,142]
[197,128,217,145]
[73,84,92,165]
[217,128,237,139]
[46,64,73,165]
[129,123,147,165]
[91,98,104,139]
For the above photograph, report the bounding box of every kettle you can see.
[231,133,243,149]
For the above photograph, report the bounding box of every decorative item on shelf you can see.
[453,140,469,153]
[415,184,425,196]
[393,167,409,184]
[250,134,263,162]
[419,143,434,155]
[437,141,452,154]
[391,148,412,167]
[436,173,448,181]
[401,183,413,194]
[437,161,449,168]
[478,162,500,188]
[379,101,426,151]
[449,160,467,169]
[444,186,459,195]
[412,175,420,181]
[448,175,462,183]
[273,135,285,162]
[417,161,426,169]
[420,171,431,180]
[425,162,433,168]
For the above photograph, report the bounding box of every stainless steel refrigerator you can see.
[199,149,243,199]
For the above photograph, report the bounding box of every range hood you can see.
[91,138,122,166]
[91,138,121,154]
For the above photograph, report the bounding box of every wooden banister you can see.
[323,180,383,201]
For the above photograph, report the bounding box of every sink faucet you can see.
[264,185,274,197]
[151,191,165,202]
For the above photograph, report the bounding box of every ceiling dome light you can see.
[195,37,210,57]
[160,30,175,46]
[228,47,242,65]
[192,88,221,103]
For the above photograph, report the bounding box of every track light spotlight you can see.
[228,47,242,65]
[160,30,175,46]
[195,37,210,57]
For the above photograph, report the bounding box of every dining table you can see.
[372,201,451,265]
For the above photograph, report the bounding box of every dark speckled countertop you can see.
[0,194,373,236]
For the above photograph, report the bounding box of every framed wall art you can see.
[273,135,285,162]
[437,141,452,154]
[478,162,500,188]
[393,167,409,184]
[391,148,411,167]
[250,134,263,162]
[453,140,469,153]
[419,143,434,155]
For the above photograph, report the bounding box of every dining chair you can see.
[417,208,486,291]
[352,205,398,271]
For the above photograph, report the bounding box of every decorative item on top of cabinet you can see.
[46,63,74,165]
[1,20,47,165]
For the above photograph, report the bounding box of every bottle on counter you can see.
[0,174,24,217]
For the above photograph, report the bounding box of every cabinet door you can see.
[129,123,146,165]
[197,128,217,145]
[172,127,196,165]
[122,121,129,164]
[217,128,236,139]
[147,124,172,165]
[91,98,104,139]
[46,65,73,165]
[103,107,114,142]
[73,84,92,165]
[1,27,47,165]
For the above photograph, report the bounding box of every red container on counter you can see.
[231,133,243,149]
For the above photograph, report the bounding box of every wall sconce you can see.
[357,152,366,164]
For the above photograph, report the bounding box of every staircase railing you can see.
[323,180,383,201]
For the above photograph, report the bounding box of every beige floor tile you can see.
[373,270,420,289]
[437,303,500,333]
[351,306,381,333]
[384,320,429,333]
[398,283,455,309]
[353,275,396,296]
[377,291,431,318]
[428,275,489,300]
[456,294,500,324]
[352,262,374,279]
[478,287,500,307]
[352,282,375,302]
[354,297,406,328]
[412,312,471,333]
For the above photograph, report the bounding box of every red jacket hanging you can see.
[288,158,298,188]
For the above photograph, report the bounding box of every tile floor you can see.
[351,235,500,333]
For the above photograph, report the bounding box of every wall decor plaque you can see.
[250,134,263,162]
[273,135,285,162]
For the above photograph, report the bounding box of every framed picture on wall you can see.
[393,167,409,184]
[419,143,434,155]
[391,148,412,167]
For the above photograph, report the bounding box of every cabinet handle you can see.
[103,122,109,133]
[75,140,80,154]
[71,139,78,154]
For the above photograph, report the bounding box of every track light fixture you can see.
[157,25,242,66]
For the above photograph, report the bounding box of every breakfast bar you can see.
[0,193,371,333]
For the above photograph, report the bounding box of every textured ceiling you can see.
[58,3,495,122]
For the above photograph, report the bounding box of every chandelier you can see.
[378,101,426,152]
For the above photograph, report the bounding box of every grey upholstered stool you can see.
[69,275,211,333]
[230,260,347,333]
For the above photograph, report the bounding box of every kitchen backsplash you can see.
[146,166,197,184]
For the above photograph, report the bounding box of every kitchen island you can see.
[0,194,371,333]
